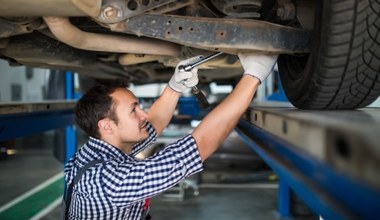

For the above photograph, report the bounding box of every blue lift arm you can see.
[0,101,75,142]
[236,104,380,220]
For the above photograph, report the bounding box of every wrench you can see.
[178,52,224,109]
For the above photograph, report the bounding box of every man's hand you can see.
[168,56,202,93]
[238,53,278,84]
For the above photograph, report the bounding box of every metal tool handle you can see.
[192,86,210,109]
[178,52,224,71]
[178,65,210,109]
[178,52,224,109]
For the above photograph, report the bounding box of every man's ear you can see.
[98,118,113,134]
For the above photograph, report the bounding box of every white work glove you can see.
[238,53,278,84]
[168,56,202,93]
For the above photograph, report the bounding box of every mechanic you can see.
[64,53,278,219]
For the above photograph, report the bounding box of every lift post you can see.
[64,71,76,163]
[236,103,380,220]
[0,101,75,142]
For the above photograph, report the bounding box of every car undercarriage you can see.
[0,0,379,109]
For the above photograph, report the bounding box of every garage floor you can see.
[0,129,316,220]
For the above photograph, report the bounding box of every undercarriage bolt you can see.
[277,3,296,20]
[103,6,118,20]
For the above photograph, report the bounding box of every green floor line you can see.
[0,178,64,220]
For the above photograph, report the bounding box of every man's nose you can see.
[137,107,148,119]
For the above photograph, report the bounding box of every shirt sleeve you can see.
[130,122,157,157]
[102,134,203,207]
[64,156,76,185]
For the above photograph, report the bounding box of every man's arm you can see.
[192,53,278,161]
[192,75,259,161]
[148,56,201,135]
[148,86,180,135]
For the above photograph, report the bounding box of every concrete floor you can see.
[0,129,316,220]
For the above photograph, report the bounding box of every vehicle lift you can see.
[0,72,379,219]
[236,103,380,220]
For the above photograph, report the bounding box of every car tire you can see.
[277,0,380,109]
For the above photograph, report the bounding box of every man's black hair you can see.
[74,79,129,138]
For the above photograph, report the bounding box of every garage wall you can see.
[0,60,50,102]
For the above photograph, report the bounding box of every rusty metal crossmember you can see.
[118,14,311,54]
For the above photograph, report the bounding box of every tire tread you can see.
[289,0,380,109]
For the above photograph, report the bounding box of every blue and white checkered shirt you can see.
[64,122,203,219]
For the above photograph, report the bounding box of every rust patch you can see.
[215,30,227,41]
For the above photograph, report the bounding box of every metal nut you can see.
[103,6,117,20]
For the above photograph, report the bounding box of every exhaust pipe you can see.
[43,16,181,57]
[0,0,101,17]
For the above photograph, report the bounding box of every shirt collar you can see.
[87,136,129,161]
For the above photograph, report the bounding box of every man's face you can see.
[109,88,149,147]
